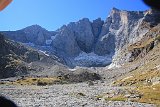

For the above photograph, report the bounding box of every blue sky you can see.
[0,0,149,31]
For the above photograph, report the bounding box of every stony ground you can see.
[0,81,155,107]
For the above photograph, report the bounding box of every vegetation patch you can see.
[112,42,160,106]
[3,77,62,86]
[77,92,86,96]
[155,35,160,41]
[113,70,160,87]
[105,95,127,101]
[135,84,160,105]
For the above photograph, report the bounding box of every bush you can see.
[155,35,160,41]
[37,80,48,86]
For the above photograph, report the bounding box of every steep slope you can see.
[108,8,160,68]
[108,10,160,105]
[0,33,66,79]
[0,33,38,78]
[111,35,160,105]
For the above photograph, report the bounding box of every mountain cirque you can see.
[3,8,160,68]
[0,8,160,107]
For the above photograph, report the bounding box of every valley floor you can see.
[0,82,155,107]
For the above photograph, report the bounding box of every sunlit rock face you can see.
[108,8,160,68]
[106,8,147,68]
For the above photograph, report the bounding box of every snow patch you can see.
[46,39,52,45]
[51,36,56,40]
[23,42,35,47]
[74,52,112,67]
[108,63,121,69]
[39,50,50,56]
[69,68,77,71]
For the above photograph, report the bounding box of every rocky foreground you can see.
[0,82,155,107]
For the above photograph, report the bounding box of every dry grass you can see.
[155,35,160,41]
[136,84,160,105]
[105,95,127,101]
[8,77,61,86]
[113,70,160,87]
[114,42,160,87]
[112,41,160,105]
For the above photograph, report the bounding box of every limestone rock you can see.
[52,25,81,57]
[68,18,94,53]
[91,18,104,42]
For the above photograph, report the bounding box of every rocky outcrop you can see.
[129,41,155,62]
[128,24,160,62]
[91,18,104,42]
[62,68,101,83]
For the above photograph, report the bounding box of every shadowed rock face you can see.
[51,25,81,57]
[92,18,104,42]
[0,33,68,79]
[0,33,40,78]
[67,18,95,53]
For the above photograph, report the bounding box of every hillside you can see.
[0,33,67,78]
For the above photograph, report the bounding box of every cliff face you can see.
[2,8,160,68]
[108,9,160,68]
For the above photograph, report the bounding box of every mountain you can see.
[2,19,112,67]
[2,8,160,68]
[0,33,67,78]
[3,25,56,45]
[0,32,102,82]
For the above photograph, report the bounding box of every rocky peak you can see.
[92,18,104,39]
[108,8,144,29]
[20,25,52,45]
[80,18,90,22]
[111,7,120,13]
[22,24,48,33]
[67,18,94,53]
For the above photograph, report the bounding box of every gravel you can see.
[0,82,155,107]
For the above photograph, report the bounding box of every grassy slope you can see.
[112,41,160,105]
